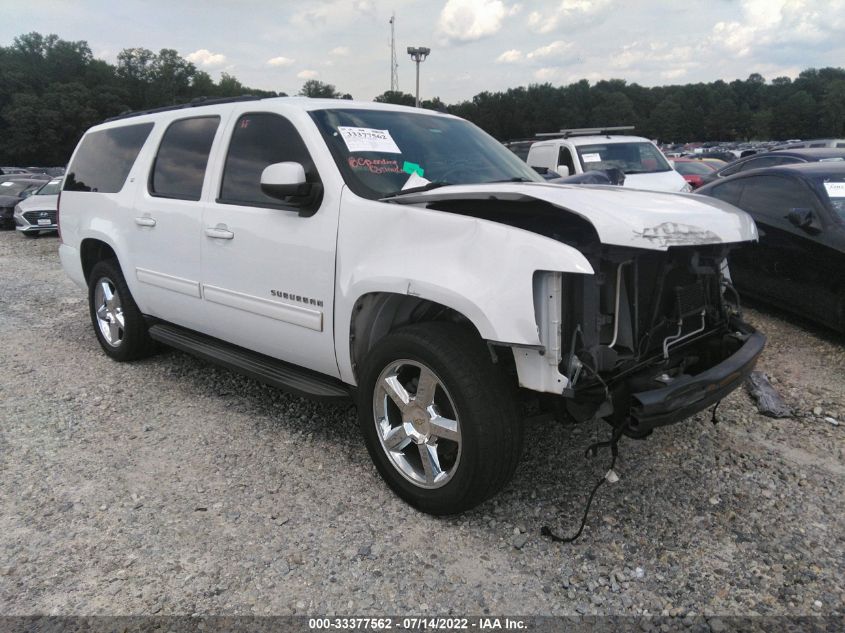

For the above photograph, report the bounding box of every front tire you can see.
[88,259,155,361]
[357,323,522,515]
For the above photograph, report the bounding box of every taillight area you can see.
[56,191,62,243]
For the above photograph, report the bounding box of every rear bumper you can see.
[629,319,765,431]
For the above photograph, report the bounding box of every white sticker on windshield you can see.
[0,182,13,187]
[825,181,845,197]
[401,172,431,190]
[582,153,601,163]
[338,127,401,154]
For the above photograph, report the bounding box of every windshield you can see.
[820,177,845,222]
[576,142,672,174]
[36,179,62,195]
[674,161,715,176]
[309,108,542,199]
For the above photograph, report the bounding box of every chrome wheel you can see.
[373,360,462,489]
[93,277,125,347]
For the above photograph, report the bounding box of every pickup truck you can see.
[58,97,764,515]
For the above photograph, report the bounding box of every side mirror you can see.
[555,165,571,177]
[260,162,311,199]
[786,208,819,233]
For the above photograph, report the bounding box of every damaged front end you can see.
[552,243,764,436]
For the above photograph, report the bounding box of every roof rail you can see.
[535,126,636,138]
[103,94,267,123]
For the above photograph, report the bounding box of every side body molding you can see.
[334,189,594,384]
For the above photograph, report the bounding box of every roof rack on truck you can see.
[536,126,635,138]
[104,95,266,123]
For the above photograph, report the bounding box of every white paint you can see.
[389,181,758,251]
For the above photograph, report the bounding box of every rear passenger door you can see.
[200,111,341,378]
[128,115,222,331]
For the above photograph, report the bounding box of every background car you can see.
[0,179,48,229]
[13,177,62,237]
[697,162,845,332]
[671,157,718,189]
[699,148,845,186]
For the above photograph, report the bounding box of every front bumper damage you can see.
[628,318,765,432]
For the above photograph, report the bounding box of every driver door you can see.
[200,111,341,377]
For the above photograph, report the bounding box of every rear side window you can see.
[150,116,220,200]
[64,123,153,193]
[219,113,319,208]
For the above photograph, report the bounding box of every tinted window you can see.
[707,179,745,206]
[150,116,219,200]
[739,175,815,221]
[220,113,319,207]
[64,123,153,193]
[739,156,800,171]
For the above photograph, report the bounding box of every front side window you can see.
[220,113,319,208]
[739,175,816,222]
[150,116,219,200]
[557,147,575,174]
[309,108,542,200]
[64,123,154,193]
[576,142,671,174]
[707,179,745,206]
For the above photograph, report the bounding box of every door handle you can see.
[205,226,234,240]
[134,216,156,227]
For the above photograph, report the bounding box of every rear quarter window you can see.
[64,123,154,193]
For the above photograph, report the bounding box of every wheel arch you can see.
[348,291,490,384]
[80,237,119,283]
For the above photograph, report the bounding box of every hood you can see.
[16,193,58,212]
[388,182,758,251]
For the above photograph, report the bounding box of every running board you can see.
[148,323,350,402]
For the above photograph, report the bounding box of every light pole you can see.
[406,46,430,108]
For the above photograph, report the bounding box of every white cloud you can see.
[297,69,319,80]
[267,56,295,67]
[186,49,227,68]
[437,0,519,43]
[527,40,573,59]
[527,0,613,34]
[496,49,524,63]
[533,67,559,81]
[330,46,350,56]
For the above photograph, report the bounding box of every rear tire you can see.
[357,322,522,515]
[88,259,155,361]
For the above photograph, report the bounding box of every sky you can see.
[2,0,845,102]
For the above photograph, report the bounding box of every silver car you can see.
[14,178,61,237]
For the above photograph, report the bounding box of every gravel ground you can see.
[0,230,843,618]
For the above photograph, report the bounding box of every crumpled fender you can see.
[334,189,593,384]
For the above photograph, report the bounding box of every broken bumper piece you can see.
[629,319,765,432]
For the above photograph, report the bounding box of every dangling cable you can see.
[711,399,722,425]
[541,420,628,543]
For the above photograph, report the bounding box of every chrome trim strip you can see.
[135,268,201,298]
[202,284,323,332]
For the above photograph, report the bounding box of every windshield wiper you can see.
[485,177,535,183]
[381,181,451,199]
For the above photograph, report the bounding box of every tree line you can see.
[2,32,845,166]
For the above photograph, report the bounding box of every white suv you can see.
[59,97,764,514]
[526,127,690,192]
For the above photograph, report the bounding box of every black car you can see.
[697,162,845,332]
[699,148,845,186]
[0,179,46,229]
